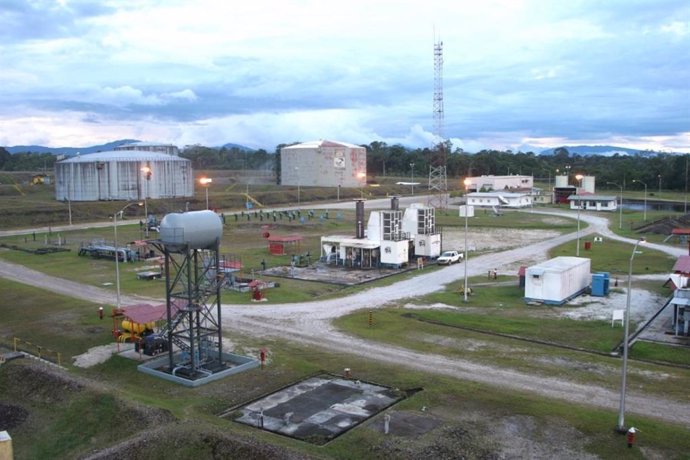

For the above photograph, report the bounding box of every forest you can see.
[1,143,688,191]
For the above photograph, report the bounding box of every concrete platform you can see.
[261,262,414,286]
[232,374,405,444]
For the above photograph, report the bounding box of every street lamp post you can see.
[141,165,152,237]
[632,179,647,221]
[575,174,583,257]
[410,163,415,195]
[607,182,623,230]
[113,202,142,309]
[616,237,646,433]
[658,174,662,194]
[199,177,212,209]
[463,178,471,302]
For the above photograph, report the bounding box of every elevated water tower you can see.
[142,210,257,386]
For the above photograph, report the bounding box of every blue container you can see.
[591,272,610,297]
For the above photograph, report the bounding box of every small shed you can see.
[267,235,302,256]
[524,256,591,305]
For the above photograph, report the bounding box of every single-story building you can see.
[465,175,532,192]
[567,194,618,212]
[524,256,591,305]
[531,187,553,205]
[466,192,532,208]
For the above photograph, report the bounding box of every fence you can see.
[12,337,62,366]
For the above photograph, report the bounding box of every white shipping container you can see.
[524,256,591,304]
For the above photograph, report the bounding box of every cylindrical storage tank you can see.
[122,320,155,334]
[160,210,223,249]
[54,149,193,201]
[554,175,569,188]
[582,176,595,194]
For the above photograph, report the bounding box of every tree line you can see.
[2,143,688,192]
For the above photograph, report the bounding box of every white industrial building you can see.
[465,175,532,192]
[466,192,532,208]
[402,203,442,258]
[554,175,595,194]
[55,146,193,201]
[320,199,441,269]
[524,257,591,305]
[567,194,618,211]
[281,140,366,188]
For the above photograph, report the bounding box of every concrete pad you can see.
[233,375,405,444]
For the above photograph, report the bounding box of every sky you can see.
[0,0,688,153]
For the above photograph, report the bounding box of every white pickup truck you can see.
[437,250,463,265]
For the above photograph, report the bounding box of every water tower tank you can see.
[554,175,569,188]
[159,210,223,249]
[582,176,595,194]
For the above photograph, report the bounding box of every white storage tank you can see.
[160,211,223,249]
[54,148,193,201]
[554,175,569,188]
[582,176,596,194]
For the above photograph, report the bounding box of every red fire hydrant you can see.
[626,427,637,448]
[259,348,266,369]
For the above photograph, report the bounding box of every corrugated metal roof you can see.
[467,192,530,198]
[283,140,362,149]
[117,141,176,148]
[673,255,690,273]
[59,150,189,163]
[321,235,380,248]
[567,194,617,201]
[120,302,183,324]
[529,256,590,272]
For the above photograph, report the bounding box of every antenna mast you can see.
[429,37,448,209]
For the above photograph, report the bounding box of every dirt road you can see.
[2,206,689,427]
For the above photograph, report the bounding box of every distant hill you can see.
[5,140,260,155]
[6,139,139,155]
[539,145,659,157]
[218,142,255,152]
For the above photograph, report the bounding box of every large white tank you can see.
[554,175,569,188]
[582,176,595,194]
[160,211,222,249]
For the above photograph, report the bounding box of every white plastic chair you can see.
[611,309,624,327]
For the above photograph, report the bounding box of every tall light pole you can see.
[410,163,415,195]
[141,165,152,237]
[463,178,471,302]
[683,155,688,214]
[616,237,646,433]
[632,179,647,221]
[199,177,212,209]
[575,174,584,257]
[113,202,142,309]
[607,182,623,230]
[657,174,662,194]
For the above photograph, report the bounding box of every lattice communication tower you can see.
[428,38,448,209]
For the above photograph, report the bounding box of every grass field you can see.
[2,176,690,458]
[3,281,690,458]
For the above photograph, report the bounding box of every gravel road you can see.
[2,203,689,428]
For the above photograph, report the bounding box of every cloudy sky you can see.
[0,0,688,152]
